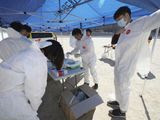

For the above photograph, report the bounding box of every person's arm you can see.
[148,35,152,44]
[70,47,79,55]
[111,34,120,45]
[24,52,47,111]
[143,9,160,31]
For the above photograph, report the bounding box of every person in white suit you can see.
[0,39,65,120]
[0,42,47,120]
[107,6,160,118]
[67,28,99,89]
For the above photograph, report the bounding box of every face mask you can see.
[117,18,127,27]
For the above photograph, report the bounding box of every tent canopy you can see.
[0,0,160,32]
[0,0,45,24]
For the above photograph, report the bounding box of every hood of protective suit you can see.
[6,27,22,38]
[0,28,32,61]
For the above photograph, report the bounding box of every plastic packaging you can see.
[76,91,87,102]
[64,59,81,69]
[51,69,68,77]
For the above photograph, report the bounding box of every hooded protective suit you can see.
[0,27,32,61]
[114,9,160,112]
[0,43,47,120]
[70,36,98,84]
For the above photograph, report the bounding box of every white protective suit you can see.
[70,36,98,84]
[114,9,160,112]
[0,43,47,120]
[69,32,77,48]
[0,27,32,61]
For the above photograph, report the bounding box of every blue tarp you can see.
[0,0,160,32]
[0,0,45,24]
[117,0,160,12]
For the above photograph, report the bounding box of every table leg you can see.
[62,78,65,91]
[59,78,65,107]
[75,75,78,88]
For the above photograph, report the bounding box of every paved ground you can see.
[38,36,160,120]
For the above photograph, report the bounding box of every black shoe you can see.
[108,109,126,119]
[93,84,98,90]
[107,101,119,109]
[84,83,89,86]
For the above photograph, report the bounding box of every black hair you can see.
[10,21,23,32]
[72,28,82,36]
[41,39,64,70]
[22,25,32,32]
[86,28,92,33]
[114,6,131,20]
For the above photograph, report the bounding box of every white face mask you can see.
[117,18,127,27]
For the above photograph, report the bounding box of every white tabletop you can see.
[48,67,85,81]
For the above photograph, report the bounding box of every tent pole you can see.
[1,30,4,40]
[0,29,2,41]
[60,30,63,46]
[151,28,159,61]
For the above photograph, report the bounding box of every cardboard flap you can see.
[71,94,103,119]
[61,91,73,104]
[79,84,97,97]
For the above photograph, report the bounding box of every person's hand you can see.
[111,44,116,49]
[66,52,72,55]
[74,54,80,58]
[67,52,71,54]
[66,52,71,58]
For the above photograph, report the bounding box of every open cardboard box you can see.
[64,74,84,91]
[60,84,103,120]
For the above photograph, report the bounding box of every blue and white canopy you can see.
[0,0,160,32]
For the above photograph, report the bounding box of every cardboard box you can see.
[60,84,103,120]
[64,74,84,90]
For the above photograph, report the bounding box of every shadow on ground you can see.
[38,75,65,120]
[137,72,156,80]
[99,58,115,67]
[140,95,151,120]
[111,118,126,120]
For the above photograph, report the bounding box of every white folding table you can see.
[48,67,86,90]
